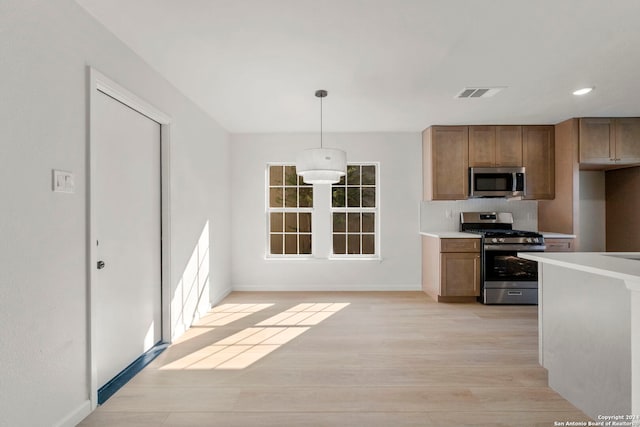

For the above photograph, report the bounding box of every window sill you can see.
[264,256,383,263]
[328,256,382,262]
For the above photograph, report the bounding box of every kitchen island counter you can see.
[521,252,640,283]
[519,252,640,420]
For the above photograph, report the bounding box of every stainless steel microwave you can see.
[469,167,526,198]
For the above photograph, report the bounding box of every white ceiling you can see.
[76,0,640,133]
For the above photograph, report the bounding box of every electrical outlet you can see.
[53,169,75,194]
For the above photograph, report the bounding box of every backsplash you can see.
[420,199,538,232]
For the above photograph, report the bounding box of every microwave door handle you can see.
[512,173,517,193]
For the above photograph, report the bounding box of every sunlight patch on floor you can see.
[173,304,275,344]
[199,303,274,326]
[161,302,349,370]
[257,302,350,326]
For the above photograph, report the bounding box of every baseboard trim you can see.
[231,284,421,292]
[97,341,169,405]
[53,399,91,427]
[211,286,232,305]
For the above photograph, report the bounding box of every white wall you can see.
[0,1,231,425]
[578,171,606,251]
[420,199,539,232]
[230,133,422,291]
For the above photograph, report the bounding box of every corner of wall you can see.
[53,400,91,427]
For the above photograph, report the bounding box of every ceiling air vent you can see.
[456,87,505,99]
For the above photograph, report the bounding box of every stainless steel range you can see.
[460,212,545,304]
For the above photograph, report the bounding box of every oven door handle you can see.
[484,244,546,251]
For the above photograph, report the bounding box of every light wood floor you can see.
[80,291,591,426]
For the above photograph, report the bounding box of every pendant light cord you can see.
[315,89,327,149]
[320,94,323,149]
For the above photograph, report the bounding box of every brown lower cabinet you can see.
[422,236,480,302]
[544,238,575,252]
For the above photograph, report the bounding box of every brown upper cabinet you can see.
[422,126,469,200]
[522,126,555,200]
[579,118,640,167]
[469,125,523,167]
[424,124,554,200]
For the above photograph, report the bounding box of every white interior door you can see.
[93,90,162,389]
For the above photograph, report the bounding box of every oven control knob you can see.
[491,238,498,243]
[498,238,505,243]
[526,238,532,243]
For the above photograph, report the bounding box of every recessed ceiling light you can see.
[573,87,594,96]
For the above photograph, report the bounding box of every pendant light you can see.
[295,90,347,184]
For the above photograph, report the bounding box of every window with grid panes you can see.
[267,165,313,256]
[331,164,377,256]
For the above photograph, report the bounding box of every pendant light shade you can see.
[296,148,347,184]
[296,90,347,184]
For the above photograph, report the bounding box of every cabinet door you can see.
[440,238,479,253]
[579,118,615,164]
[440,252,480,297]
[614,118,640,164]
[425,126,469,200]
[605,167,640,251]
[469,126,496,167]
[523,126,555,200]
[495,126,523,166]
[544,238,574,252]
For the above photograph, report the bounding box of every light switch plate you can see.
[53,169,75,193]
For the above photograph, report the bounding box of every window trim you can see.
[265,163,314,258]
[329,162,380,259]
[264,162,381,261]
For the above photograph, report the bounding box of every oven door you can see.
[482,248,541,304]
[483,249,539,287]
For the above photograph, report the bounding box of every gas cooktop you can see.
[467,229,542,238]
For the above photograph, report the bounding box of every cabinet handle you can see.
[474,256,479,293]
[507,291,522,296]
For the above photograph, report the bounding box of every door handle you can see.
[97,260,105,270]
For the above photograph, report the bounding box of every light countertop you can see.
[540,232,577,239]
[420,231,575,239]
[420,231,481,239]
[421,231,576,239]
[519,252,640,285]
